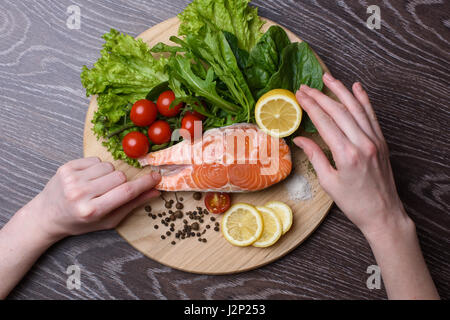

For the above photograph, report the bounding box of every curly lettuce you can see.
[81,29,168,167]
[178,0,264,52]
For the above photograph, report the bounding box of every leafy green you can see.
[245,26,291,94]
[256,42,324,132]
[167,55,241,115]
[178,0,264,51]
[182,25,255,121]
[223,31,249,71]
[257,42,323,97]
[81,29,169,167]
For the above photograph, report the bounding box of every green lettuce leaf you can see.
[81,29,169,167]
[178,0,264,51]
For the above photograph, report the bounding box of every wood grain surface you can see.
[83,17,334,275]
[0,0,449,299]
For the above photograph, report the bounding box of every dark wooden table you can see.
[1,0,449,300]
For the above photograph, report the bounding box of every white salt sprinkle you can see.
[285,173,312,201]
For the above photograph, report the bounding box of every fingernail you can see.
[323,72,334,81]
[355,82,363,91]
[296,90,306,99]
[293,137,303,148]
[300,84,310,91]
[151,171,161,181]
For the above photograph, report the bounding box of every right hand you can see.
[21,157,161,242]
[294,72,412,238]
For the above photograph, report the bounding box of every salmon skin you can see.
[139,123,292,192]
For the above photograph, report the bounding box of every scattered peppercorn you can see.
[154,225,159,229]
[191,222,200,231]
[193,192,202,200]
[144,205,152,212]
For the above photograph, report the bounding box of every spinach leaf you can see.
[257,42,323,132]
[223,31,249,71]
[245,26,291,93]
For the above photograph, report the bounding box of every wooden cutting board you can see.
[83,17,334,274]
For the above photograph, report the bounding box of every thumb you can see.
[293,137,335,179]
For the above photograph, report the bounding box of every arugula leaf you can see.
[245,26,291,94]
[178,0,264,51]
[167,55,241,115]
[179,26,255,121]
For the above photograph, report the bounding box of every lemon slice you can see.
[221,203,263,247]
[255,89,303,138]
[264,201,293,234]
[252,206,283,248]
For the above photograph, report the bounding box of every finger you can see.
[296,90,348,154]
[294,137,336,177]
[352,82,385,140]
[323,73,377,140]
[300,84,370,147]
[79,162,115,181]
[88,170,127,197]
[103,189,161,228]
[92,172,161,217]
[65,157,101,171]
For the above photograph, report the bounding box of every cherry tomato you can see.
[156,90,183,117]
[181,113,202,140]
[148,120,172,144]
[204,192,231,214]
[122,131,149,159]
[130,99,157,127]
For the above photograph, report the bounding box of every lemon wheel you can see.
[264,201,293,234]
[221,203,263,247]
[252,206,283,248]
[255,89,303,138]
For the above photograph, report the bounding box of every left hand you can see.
[20,157,161,242]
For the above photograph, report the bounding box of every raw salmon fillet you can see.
[139,123,292,192]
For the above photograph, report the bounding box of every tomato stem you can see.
[106,123,136,139]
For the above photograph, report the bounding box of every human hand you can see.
[294,72,411,239]
[21,157,161,242]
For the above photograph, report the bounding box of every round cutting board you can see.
[83,17,334,274]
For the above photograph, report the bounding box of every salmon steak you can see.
[139,123,292,192]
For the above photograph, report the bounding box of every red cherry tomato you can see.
[148,120,172,145]
[130,99,157,126]
[204,192,231,214]
[156,90,183,117]
[122,131,149,159]
[181,113,202,140]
